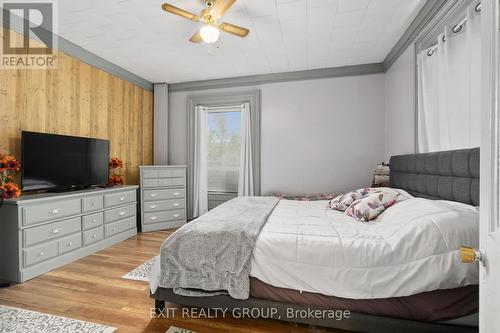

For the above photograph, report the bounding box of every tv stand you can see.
[0,185,138,283]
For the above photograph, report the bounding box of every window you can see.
[207,110,241,192]
[187,90,261,219]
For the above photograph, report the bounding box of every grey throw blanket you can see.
[157,196,279,300]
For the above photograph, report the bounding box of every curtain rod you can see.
[426,1,482,56]
[205,104,242,111]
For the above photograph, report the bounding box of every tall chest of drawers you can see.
[139,165,187,232]
[0,186,138,283]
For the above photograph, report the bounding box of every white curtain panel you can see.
[192,105,208,218]
[417,4,482,152]
[238,102,254,196]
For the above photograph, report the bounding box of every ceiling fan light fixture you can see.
[200,24,220,43]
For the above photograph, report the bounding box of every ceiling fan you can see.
[161,0,250,44]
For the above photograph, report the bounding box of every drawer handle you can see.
[92,219,97,223]
[49,209,61,215]
[51,228,60,234]
[173,214,180,218]
[150,194,158,198]
[150,216,158,221]
[118,211,126,216]
[120,196,126,201]
[91,202,95,206]
[173,203,180,207]
[92,234,97,239]
[149,205,157,209]
[112,227,117,231]
[67,242,72,247]
[173,192,180,196]
[39,252,44,257]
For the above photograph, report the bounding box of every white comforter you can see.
[250,197,479,299]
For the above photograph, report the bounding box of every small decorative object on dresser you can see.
[108,157,124,186]
[371,162,390,187]
[0,154,21,199]
[139,166,187,232]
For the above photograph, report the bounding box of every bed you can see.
[150,148,480,333]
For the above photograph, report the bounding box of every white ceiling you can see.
[58,0,426,84]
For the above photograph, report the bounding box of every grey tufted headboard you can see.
[389,148,480,206]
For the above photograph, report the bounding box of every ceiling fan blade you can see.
[161,3,198,21]
[213,0,237,16]
[219,22,249,37]
[189,30,203,43]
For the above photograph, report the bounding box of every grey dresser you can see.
[0,185,138,283]
[139,165,187,232]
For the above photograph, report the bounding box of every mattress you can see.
[250,197,479,299]
[250,277,479,322]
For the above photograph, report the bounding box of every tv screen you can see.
[21,131,110,192]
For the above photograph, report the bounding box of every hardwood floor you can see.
[0,230,350,333]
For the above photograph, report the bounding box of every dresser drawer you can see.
[83,227,103,246]
[104,191,136,208]
[142,169,158,178]
[143,178,185,188]
[143,188,185,201]
[105,217,135,238]
[158,169,185,178]
[104,205,136,224]
[24,242,58,267]
[142,168,185,179]
[58,233,82,255]
[23,217,82,247]
[22,198,82,226]
[82,212,104,230]
[143,199,185,213]
[144,210,185,225]
[82,195,103,213]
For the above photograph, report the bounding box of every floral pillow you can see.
[329,188,379,211]
[345,189,403,222]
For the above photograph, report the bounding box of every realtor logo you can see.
[1,0,58,68]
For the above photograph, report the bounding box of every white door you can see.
[479,0,500,331]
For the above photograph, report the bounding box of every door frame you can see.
[480,0,500,331]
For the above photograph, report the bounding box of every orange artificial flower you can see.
[108,175,124,186]
[109,157,123,169]
[0,154,20,173]
[6,158,20,172]
[0,183,21,199]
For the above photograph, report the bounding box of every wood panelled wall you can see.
[0,28,153,185]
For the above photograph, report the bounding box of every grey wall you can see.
[384,45,417,161]
[169,74,386,195]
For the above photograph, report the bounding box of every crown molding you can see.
[169,63,385,92]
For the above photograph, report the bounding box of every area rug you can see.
[165,326,197,333]
[0,305,116,333]
[121,255,158,282]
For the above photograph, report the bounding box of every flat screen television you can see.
[21,131,110,192]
